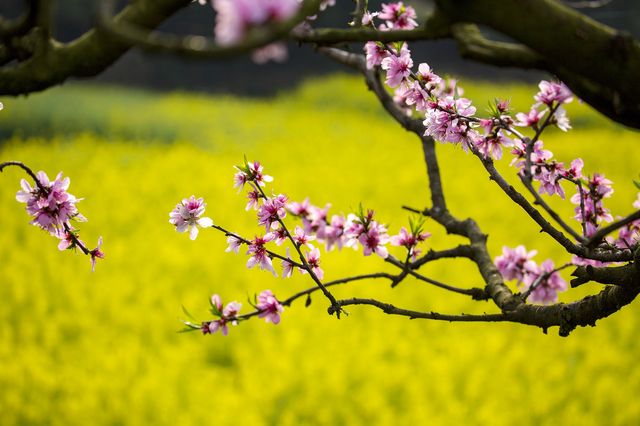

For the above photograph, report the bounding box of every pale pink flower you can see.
[416,63,441,90]
[281,248,294,278]
[553,106,571,131]
[58,230,80,251]
[293,225,315,248]
[534,80,573,106]
[515,108,544,127]
[213,0,299,46]
[324,214,347,251]
[251,42,288,64]
[273,226,288,246]
[495,245,537,282]
[257,290,284,324]
[361,11,378,26]
[634,193,640,210]
[169,195,214,240]
[225,235,243,253]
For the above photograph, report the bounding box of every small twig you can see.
[587,210,640,247]
[0,160,46,192]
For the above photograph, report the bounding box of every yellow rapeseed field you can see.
[0,75,639,425]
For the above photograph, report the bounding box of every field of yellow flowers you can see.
[0,75,639,425]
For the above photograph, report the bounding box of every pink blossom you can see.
[634,193,640,210]
[251,42,288,64]
[287,197,311,216]
[303,246,324,279]
[58,230,81,251]
[207,299,242,336]
[525,260,567,305]
[475,130,513,160]
[225,235,243,253]
[324,214,347,251]
[89,237,104,272]
[246,233,277,276]
[562,158,584,181]
[378,2,418,30]
[234,160,273,189]
[390,226,430,261]
[534,80,573,106]
[16,171,85,237]
[257,194,287,230]
[245,189,260,210]
[169,195,214,240]
[364,41,389,69]
[416,63,441,90]
[281,248,294,278]
[495,245,537,282]
[358,222,390,258]
[212,0,299,46]
[273,226,288,246]
[257,290,284,324]
[553,106,571,131]
[293,226,315,248]
[380,44,413,88]
[404,80,430,111]
[361,11,378,26]
[515,108,544,127]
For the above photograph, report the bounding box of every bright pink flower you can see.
[378,2,418,30]
[169,195,214,240]
[257,290,284,324]
[358,222,390,258]
[380,44,413,88]
[257,194,287,230]
[390,226,430,260]
[246,233,277,276]
[89,236,104,272]
[273,226,288,246]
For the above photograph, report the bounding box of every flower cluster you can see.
[362,1,640,256]
[198,289,284,336]
[175,157,434,335]
[14,168,103,271]
[495,246,567,304]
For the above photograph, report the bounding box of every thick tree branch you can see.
[435,0,640,128]
[98,0,322,59]
[0,0,191,95]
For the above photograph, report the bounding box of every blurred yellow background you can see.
[0,75,639,425]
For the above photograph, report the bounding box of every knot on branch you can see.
[559,305,576,337]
